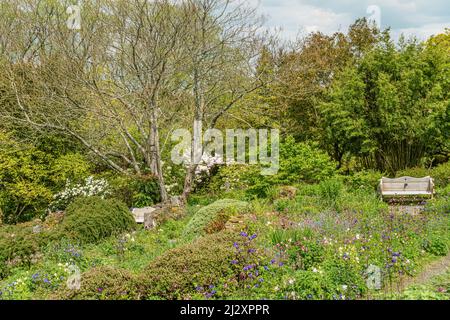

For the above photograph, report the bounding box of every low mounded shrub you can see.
[142,231,240,299]
[58,197,136,244]
[0,221,58,278]
[52,266,143,300]
[183,199,250,239]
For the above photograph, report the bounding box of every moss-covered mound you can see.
[183,199,249,239]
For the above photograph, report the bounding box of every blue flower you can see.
[249,234,257,240]
[233,242,239,249]
[259,278,264,282]
[270,259,276,264]
[240,231,248,237]
[264,266,269,271]
[231,260,238,265]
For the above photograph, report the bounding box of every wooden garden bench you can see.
[378,176,435,201]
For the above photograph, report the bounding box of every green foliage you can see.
[53,266,143,300]
[0,132,53,223]
[320,35,450,173]
[0,222,59,278]
[343,170,383,192]
[183,199,250,239]
[318,178,344,206]
[59,197,136,244]
[207,137,336,199]
[276,137,337,185]
[142,232,239,299]
[423,234,449,257]
[109,174,161,208]
[398,161,450,189]
[0,131,93,223]
[49,153,91,188]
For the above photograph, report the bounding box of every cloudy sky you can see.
[252,0,449,41]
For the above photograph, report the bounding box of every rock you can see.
[43,211,65,230]
[131,207,156,224]
[278,186,298,200]
[144,210,157,230]
[32,225,42,234]
[143,202,185,230]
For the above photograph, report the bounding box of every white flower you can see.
[342,285,348,291]
[312,268,318,273]
[288,279,295,285]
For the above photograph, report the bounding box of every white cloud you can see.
[255,0,450,41]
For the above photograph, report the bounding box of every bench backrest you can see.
[380,176,433,192]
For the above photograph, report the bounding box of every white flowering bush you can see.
[49,176,111,211]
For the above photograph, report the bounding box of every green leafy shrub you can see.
[183,199,250,239]
[276,137,337,185]
[318,178,344,206]
[397,161,450,188]
[53,266,143,300]
[0,221,59,277]
[142,231,239,299]
[282,270,335,300]
[432,162,450,188]
[109,174,161,208]
[343,170,383,191]
[58,197,136,244]
[423,234,449,256]
[323,258,367,299]
[206,137,337,199]
[49,153,91,189]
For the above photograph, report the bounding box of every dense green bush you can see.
[109,174,161,208]
[397,161,450,188]
[423,234,449,256]
[59,197,136,244]
[53,266,143,300]
[0,221,58,277]
[0,131,92,223]
[343,170,384,191]
[142,232,239,299]
[205,137,337,199]
[183,199,250,239]
[318,178,344,206]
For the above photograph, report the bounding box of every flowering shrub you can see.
[0,263,72,300]
[50,176,111,211]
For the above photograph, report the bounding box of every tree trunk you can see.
[149,100,168,203]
